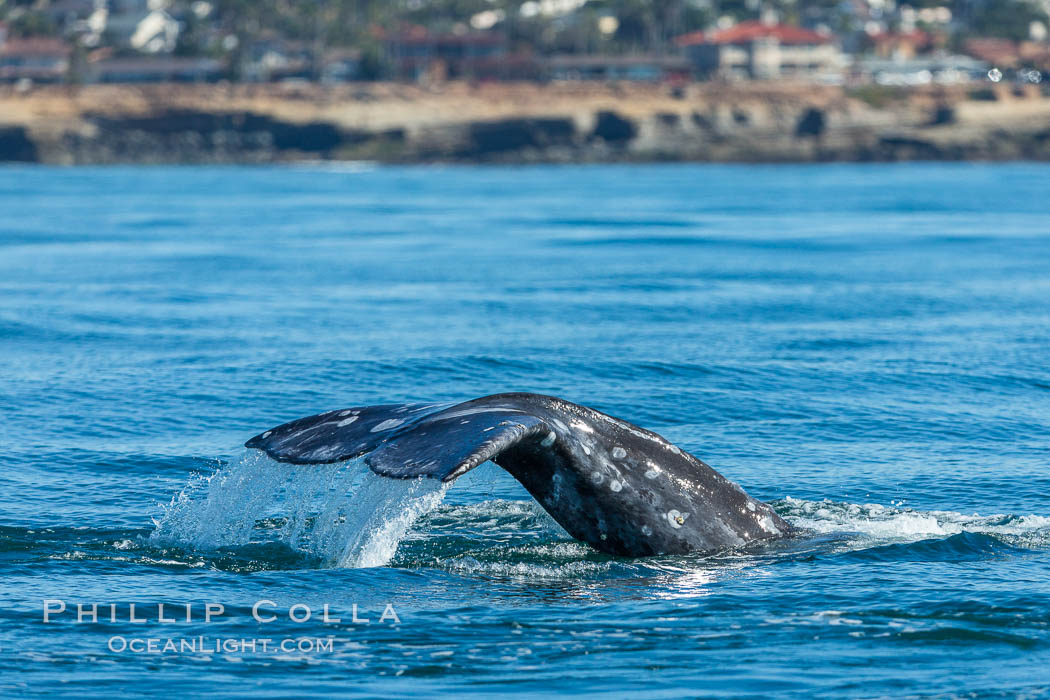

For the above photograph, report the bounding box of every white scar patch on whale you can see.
[541,431,556,447]
[712,518,746,546]
[434,407,524,421]
[645,469,659,479]
[262,431,271,438]
[306,444,343,460]
[371,419,404,433]
[290,422,332,439]
[337,417,358,427]
[758,514,780,534]
[412,403,450,412]
[589,412,664,444]
[609,480,623,492]
[612,447,627,459]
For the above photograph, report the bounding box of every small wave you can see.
[287,160,378,173]
[776,497,1050,552]
[416,499,568,537]
[895,626,1039,648]
[838,531,1027,562]
[437,543,613,580]
[542,217,695,229]
[49,550,206,568]
[394,500,603,578]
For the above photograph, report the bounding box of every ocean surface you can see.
[2,163,1049,698]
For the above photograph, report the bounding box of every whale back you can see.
[245,393,792,556]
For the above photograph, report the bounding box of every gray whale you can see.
[245,393,793,557]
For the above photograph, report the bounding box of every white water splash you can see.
[778,497,1050,548]
[151,450,450,568]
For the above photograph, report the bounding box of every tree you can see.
[970,0,1048,41]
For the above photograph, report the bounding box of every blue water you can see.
[2,163,1049,697]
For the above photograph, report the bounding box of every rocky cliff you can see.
[2,81,1050,164]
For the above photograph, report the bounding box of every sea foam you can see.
[777,497,1050,549]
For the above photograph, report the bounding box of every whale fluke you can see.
[245,402,443,464]
[246,393,793,557]
[367,411,548,480]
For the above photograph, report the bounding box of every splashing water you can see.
[776,497,1050,549]
[151,450,450,568]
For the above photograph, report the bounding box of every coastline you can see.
[2,81,1050,165]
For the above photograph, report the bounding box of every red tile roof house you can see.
[0,37,73,83]
[380,26,511,81]
[676,21,844,81]
[869,29,935,61]
[964,38,1022,69]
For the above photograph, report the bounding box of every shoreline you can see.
[3,158,1047,168]
[2,81,1049,164]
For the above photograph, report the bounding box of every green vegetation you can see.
[847,85,911,108]
[970,0,1048,42]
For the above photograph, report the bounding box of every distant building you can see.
[1018,42,1050,73]
[964,38,1021,69]
[0,38,73,83]
[854,54,988,85]
[869,30,934,61]
[322,49,362,83]
[545,54,691,82]
[963,38,1050,75]
[88,56,222,82]
[242,37,313,82]
[381,28,509,81]
[241,39,362,83]
[676,21,845,81]
[105,7,179,54]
